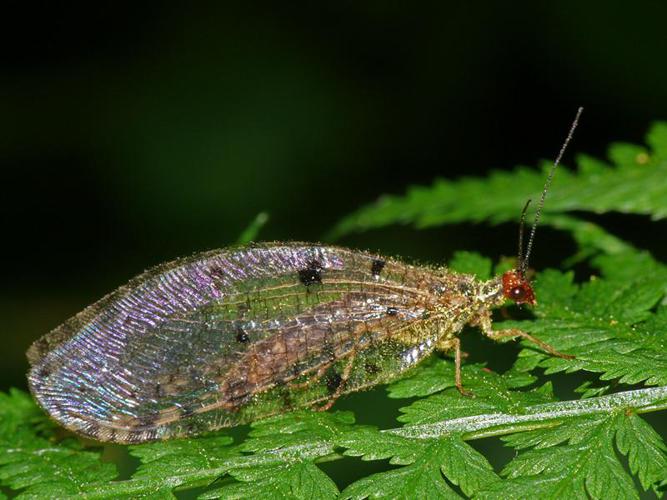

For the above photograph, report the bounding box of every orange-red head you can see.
[501,269,535,305]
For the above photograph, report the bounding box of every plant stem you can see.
[389,385,667,440]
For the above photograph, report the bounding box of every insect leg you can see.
[474,310,574,359]
[435,337,472,394]
[435,337,469,360]
[488,328,574,359]
[452,337,473,396]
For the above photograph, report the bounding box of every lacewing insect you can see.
[27,108,583,444]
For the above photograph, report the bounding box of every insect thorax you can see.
[403,271,506,346]
[475,275,506,310]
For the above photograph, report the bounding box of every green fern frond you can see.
[476,412,667,499]
[340,436,498,499]
[328,122,667,239]
[0,390,117,497]
[505,254,667,388]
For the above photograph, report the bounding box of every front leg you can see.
[472,309,574,360]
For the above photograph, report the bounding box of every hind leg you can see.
[435,337,472,396]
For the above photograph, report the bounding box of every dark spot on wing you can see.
[38,367,51,378]
[457,282,472,294]
[235,326,250,343]
[386,307,398,316]
[323,343,337,362]
[371,259,386,277]
[298,260,323,286]
[209,266,225,280]
[365,363,380,374]
[326,372,343,393]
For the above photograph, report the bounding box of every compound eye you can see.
[511,286,526,301]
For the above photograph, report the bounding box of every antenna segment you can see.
[520,106,583,276]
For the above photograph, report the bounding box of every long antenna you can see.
[517,198,532,270]
[520,106,583,276]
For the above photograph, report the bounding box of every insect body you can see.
[27,108,583,443]
[27,244,563,443]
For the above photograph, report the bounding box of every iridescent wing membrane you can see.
[27,243,452,443]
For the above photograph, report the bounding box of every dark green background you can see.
[2,1,666,429]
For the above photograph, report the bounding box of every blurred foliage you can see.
[330,122,667,238]
[236,212,270,245]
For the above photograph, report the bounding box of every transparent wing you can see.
[28,244,447,442]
